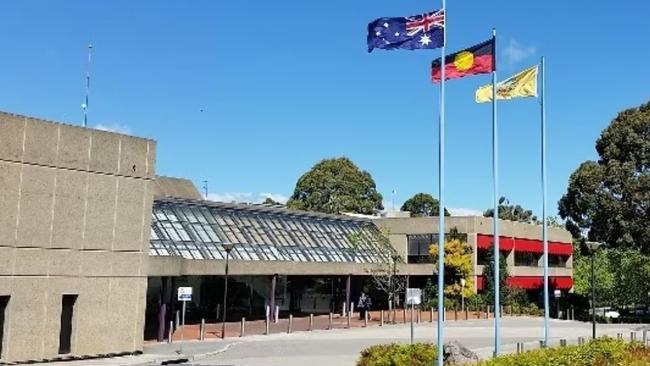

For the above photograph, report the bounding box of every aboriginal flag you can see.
[431,38,495,83]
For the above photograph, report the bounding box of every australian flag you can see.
[367,9,445,52]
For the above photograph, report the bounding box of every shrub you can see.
[356,343,437,366]
[476,338,650,366]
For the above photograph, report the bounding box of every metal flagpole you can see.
[491,28,501,357]
[541,56,549,346]
[436,1,447,365]
[83,44,93,127]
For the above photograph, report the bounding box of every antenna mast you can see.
[82,44,93,127]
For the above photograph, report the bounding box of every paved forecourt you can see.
[36,318,644,366]
[192,317,645,366]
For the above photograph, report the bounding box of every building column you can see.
[269,274,277,318]
[158,277,172,342]
[345,275,351,311]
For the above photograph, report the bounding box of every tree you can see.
[287,157,383,215]
[401,193,450,217]
[428,228,474,299]
[262,197,281,205]
[484,196,538,224]
[359,228,406,321]
[481,249,508,306]
[559,101,650,252]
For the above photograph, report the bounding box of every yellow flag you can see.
[475,65,538,103]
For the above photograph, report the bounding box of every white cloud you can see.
[448,207,483,216]
[503,39,536,64]
[94,123,132,135]
[207,192,288,204]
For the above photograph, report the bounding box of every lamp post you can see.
[460,278,466,312]
[585,241,603,339]
[221,243,235,339]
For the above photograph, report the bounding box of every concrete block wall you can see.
[0,112,155,362]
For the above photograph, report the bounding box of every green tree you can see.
[262,197,281,205]
[481,249,508,306]
[401,193,450,217]
[287,157,383,214]
[559,101,650,252]
[483,196,538,224]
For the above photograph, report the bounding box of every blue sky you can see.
[1,1,648,217]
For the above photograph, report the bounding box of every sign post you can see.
[406,288,422,344]
[177,287,193,353]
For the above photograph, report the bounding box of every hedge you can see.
[356,338,650,366]
[476,338,650,366]
[357,343,437,366]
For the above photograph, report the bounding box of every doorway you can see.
[0,296,8,359]
[58,295,77,354]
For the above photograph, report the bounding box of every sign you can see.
[177,287,193,302]
[554,289,561,298]
[406,288,422,305]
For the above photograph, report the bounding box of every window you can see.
[515,252,540,267]
[477,248,491,265]
[0,296,8,359]
[549,255,568,268]
[59,295,77,354]
[407,234,436,263]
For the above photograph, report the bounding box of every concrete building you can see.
[375,216,573,292]
[0,112,155,361]
[0,111,574,362]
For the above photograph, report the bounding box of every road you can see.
[190,317,645,366]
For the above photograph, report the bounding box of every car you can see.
[604,310,620,319]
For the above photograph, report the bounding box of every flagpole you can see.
[436,0,446,365]
[491,28,501,357]
[541,56,549,347]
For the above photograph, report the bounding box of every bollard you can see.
[265,314,270,335]
[175,310,180,329]
[560,339,567,347]
[329,312,333,330]
[167,320,173,343]
[516,342,524,354]
[309,313,314,331]
[199,318,205,341]
[274,305,279,323]
[643,329,648,344]
[240,317,246,337]
[539,340,546,348]
[430,308,434,323]
[631,332,636,342]
[500,305,504,317]
[342,302,347,317]
[380,310,384,326]
[617,333,623,340]
[347,309,351,328]
[454,309,458,321]
[350,302,355,318]
[465,309,469,320]
[417,309,421,324]
[288,314,293,333]
[403,308,407,324]
[578,337,585,345]
[364,311,368,327]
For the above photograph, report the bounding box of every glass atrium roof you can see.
[150,198,394,263]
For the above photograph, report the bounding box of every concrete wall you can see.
[0,112,155,362]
